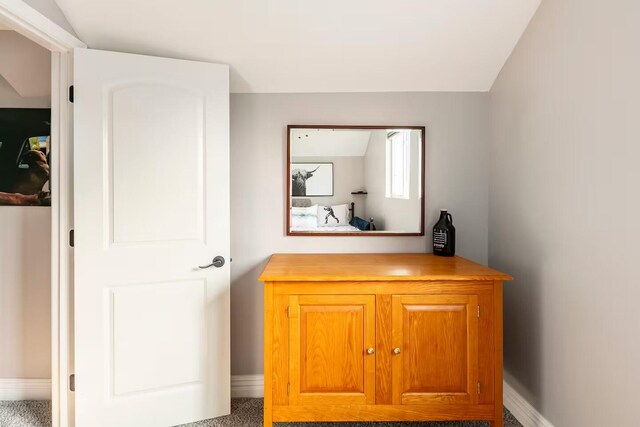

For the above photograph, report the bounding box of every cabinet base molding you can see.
[228,374,555,427]
[273,404,495,422]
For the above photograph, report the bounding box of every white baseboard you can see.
[0,378,52,401]
[0,373,554,427]
[231,374,264,398]
[0,376,263,401]
[503,380,554,427]
[0,376,264,400]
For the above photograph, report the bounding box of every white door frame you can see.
[0,2,85,427]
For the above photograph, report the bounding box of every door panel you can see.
[289,295,375,405]
[110,280,205,396]
[392,295,478,405]
[74,48,229,427]
[109,84,205,244]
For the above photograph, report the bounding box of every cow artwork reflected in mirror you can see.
[291,165,319,196]
[287,125,425,236]
[291,163,333,197]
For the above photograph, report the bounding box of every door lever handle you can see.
[199,256,225,269]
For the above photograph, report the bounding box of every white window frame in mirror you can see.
[386,130,411,200]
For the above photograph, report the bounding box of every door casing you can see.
[0,2,85,427]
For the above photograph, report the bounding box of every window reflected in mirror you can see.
[287,126,425,236]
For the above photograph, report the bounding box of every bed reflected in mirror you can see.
[287,125,425,236]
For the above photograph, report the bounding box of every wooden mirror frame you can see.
[286,125,426,236]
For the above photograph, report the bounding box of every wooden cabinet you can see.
[260,254,511,427]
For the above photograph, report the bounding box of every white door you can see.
[73,48,230,427]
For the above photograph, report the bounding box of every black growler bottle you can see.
[433,209,455,256]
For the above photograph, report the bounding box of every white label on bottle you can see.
[434,231,447,249]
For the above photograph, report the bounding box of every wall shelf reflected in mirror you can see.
[287,125,426,236]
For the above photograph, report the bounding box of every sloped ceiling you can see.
[56,0,540,93]
[0,31,51,98]
[291,129,371,157]
[23,0,78,36]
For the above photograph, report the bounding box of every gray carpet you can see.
[0,401,51,427]
[0,399,522,427]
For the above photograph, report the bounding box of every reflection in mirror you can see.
[288,126,425,236]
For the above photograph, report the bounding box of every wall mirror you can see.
[287,125,425,236]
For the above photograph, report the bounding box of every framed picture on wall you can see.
[0,108,51,206]
[291,162,333,197]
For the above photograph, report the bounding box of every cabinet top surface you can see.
[259,253,512,282]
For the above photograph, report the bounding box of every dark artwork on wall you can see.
[0,108,51,206]
[290,162,333,197]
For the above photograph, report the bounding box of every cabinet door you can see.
[289,295,375,405]
[392,295,479,405]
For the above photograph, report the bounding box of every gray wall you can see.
[0,33,51,379]
[0,208,51,378]
[489,0,640,426]
[230,92,490,375]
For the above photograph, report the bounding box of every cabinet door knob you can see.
[393,347,401,355]
[367,347,375,355]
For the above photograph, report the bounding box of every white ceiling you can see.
[291,129,371,157]
[55,0,540,93]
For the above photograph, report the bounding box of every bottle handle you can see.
[446,213,453,224]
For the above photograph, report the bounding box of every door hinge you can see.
[68,85,74,103]
[286,306,290,318]
[287,383,290,395]
[477,381,481,395]
[477,305,480,318]
[69,229,74,247]
[69,374,75,392]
